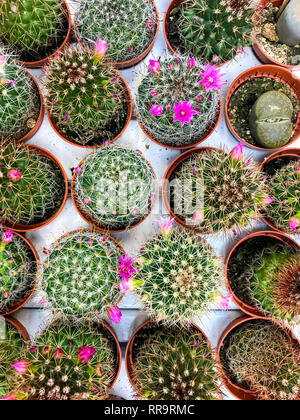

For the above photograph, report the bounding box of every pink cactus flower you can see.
[3,79,16,87]
[198,64,225,93]
[237,47,244,55]
[75,166,82,174]
[158,217,174,237]
[148,59,160,74]
[1,393,16,401]
[52,97,58,104]
[262,196,275,205]
[11,360,28,375]
[86,38,109,58]
[173,100,199,127]
[54,348,64,360]
[195,95,202,102]
[77,346,96,363]
[2,230,13,244]
[230,143,243,161]
[187,57,195,68]
[38,297,47,305]
[118,279,132,294]
[146,20,154,30]
[215,292,232,311]
[0,56,6,64]
[96,364,103,376]
[193,340,200,348]
[108,306,122,325]
[150,104,163,117]
[118,255,136,281]
[212,55,220,64]
[64,112,70,121]
[3,292,9,299]
[166,104,171,111]
[168,63,173,70]
[7,169,22,182]
[193,211,204,223]
[150,90,157,96]
[289,217,300,232]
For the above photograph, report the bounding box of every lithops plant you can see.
[277,0,300,47]
[75,0,158,65]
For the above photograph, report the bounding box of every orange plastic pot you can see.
[225,65,300,151]
[4,316,30,342]
[100,320,122,392]
[259,148,300,233]
[1,145,68,232]
[225,230,299,318]
[74,0,159,70]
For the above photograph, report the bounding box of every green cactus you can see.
[44,44,128,146]
[132,324,221,400]
[0,142,65,227]
[136,56,222,148]
[42,230,123,321]
[73,147,156,230]
[221,319,300,400]
[76,0,158,64]
[168,0,254,63]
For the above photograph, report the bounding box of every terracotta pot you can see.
[74,0,159,70]
[0,231,39,317]
[100,321,122,392]
[71,150,158,233]
[259,148,300,233]
[19,0,71,69]
[217,315,299,400]
[225,65,300,151]
[136,92,222,150]
[1,145,68,232]
[225,230,299,318]
[4,316,30,342]
[162,146,223,233]
[252,0,300,70]
[47,74,133,149]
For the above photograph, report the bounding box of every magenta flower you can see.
[148,59,160,74]
[38,297,47,305]
[1,393,16,401]
[289,217,300,232]
[168,63,173,70]
[2,230,13,244]
[54,348,63,360]
[11,360,28,375]
[187,57,195,68]
[193,211,204,223]
[75,166,82,174]
[86,38,109,58]
[198,64,225,93]
[262,196,275,205]
[237,47,244,55]
[0,56,6,65]
[158,217,174,237]
[118,279,132,294]
[150,104,163,117]
[108,306,122,325]
[3,292,9,299]
[150,90,157,96]
[77,346,96,363]
[3,79,16,87]
[172,101,199,127]
[193,340,200,348]
[230,143,243,161]
[118,255,136,281]
[64,112,70,121]
[7,169,22,182]
[215,292,232,311]
[146,20,154,30]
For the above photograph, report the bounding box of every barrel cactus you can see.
[136,57,223,148]
[73,147,156,230]
[75,0,158,64]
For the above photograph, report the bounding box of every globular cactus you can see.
[133,221,223,327]
[42,230,124,323]
[76,0,158,63]
[222,319,300,400]
[168,0,254,63]
[0,142,65,226]
[132,324,221,400]
[44,44,127,146]
[0,229,37,314]
[136,57,223,147]
[171,144,268,235]
[73,147,156,230]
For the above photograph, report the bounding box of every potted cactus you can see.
[0,142,68,231]
[162,144,268,236]
[218,317,300,400]
[136,57,223,149]
[72,147,156,231]
[0,53,43,142]
[126,320,222,400]
[0,0,71,68]
[164,0,255,64]
[226,65,300,151]
[0,229,38,316]
[41,229,125,324]
[43,43,132,148]
[75,0,159,69]
[5,320,121,400]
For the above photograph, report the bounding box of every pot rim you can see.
[4,315,30,342]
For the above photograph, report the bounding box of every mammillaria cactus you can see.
[0,142,65,227]
[75,0,158,64]
[132,324,221,400]
[136,57,223,148]
[43,43,129,146]
[168,0,255,63]
[72,147,156,230]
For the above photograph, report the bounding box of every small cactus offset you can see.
[44,43,127,146]
[0,142,65,226]
[168,0,255,63]
[0,229,37,314]
[136,57,223,148]
[42,230,124,323]
[132,325,221,400]
[76,0,158,64]
[171,145,268,235]
[73,147,156,230]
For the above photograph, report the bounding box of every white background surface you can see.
[4,0,300,400]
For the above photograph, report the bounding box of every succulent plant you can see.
[76,0,158,64]
[136,57,222,148]
[0,142,65,227]
[168,0,255,63]
[222,319,300,400]
[132,324,221,400]
[73,147,156,230]
[170,144,268,235]
[0,229,37,314]
[277,0,300,47]
[44,43,128,146]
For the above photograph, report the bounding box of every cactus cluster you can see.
[76,0,157,64]
[0,229,37,314]
[132,324,221,400]
[44,44,128,146]
[0,0,67,62]
[73,147,156,230]
[170,145,267,235]
[136,57,222,148]
[42,230,123,321]
[0,142,65,227]
[168,0,254,63]
[221,319,300,400]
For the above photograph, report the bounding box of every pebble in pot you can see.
[277,0,300,47]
